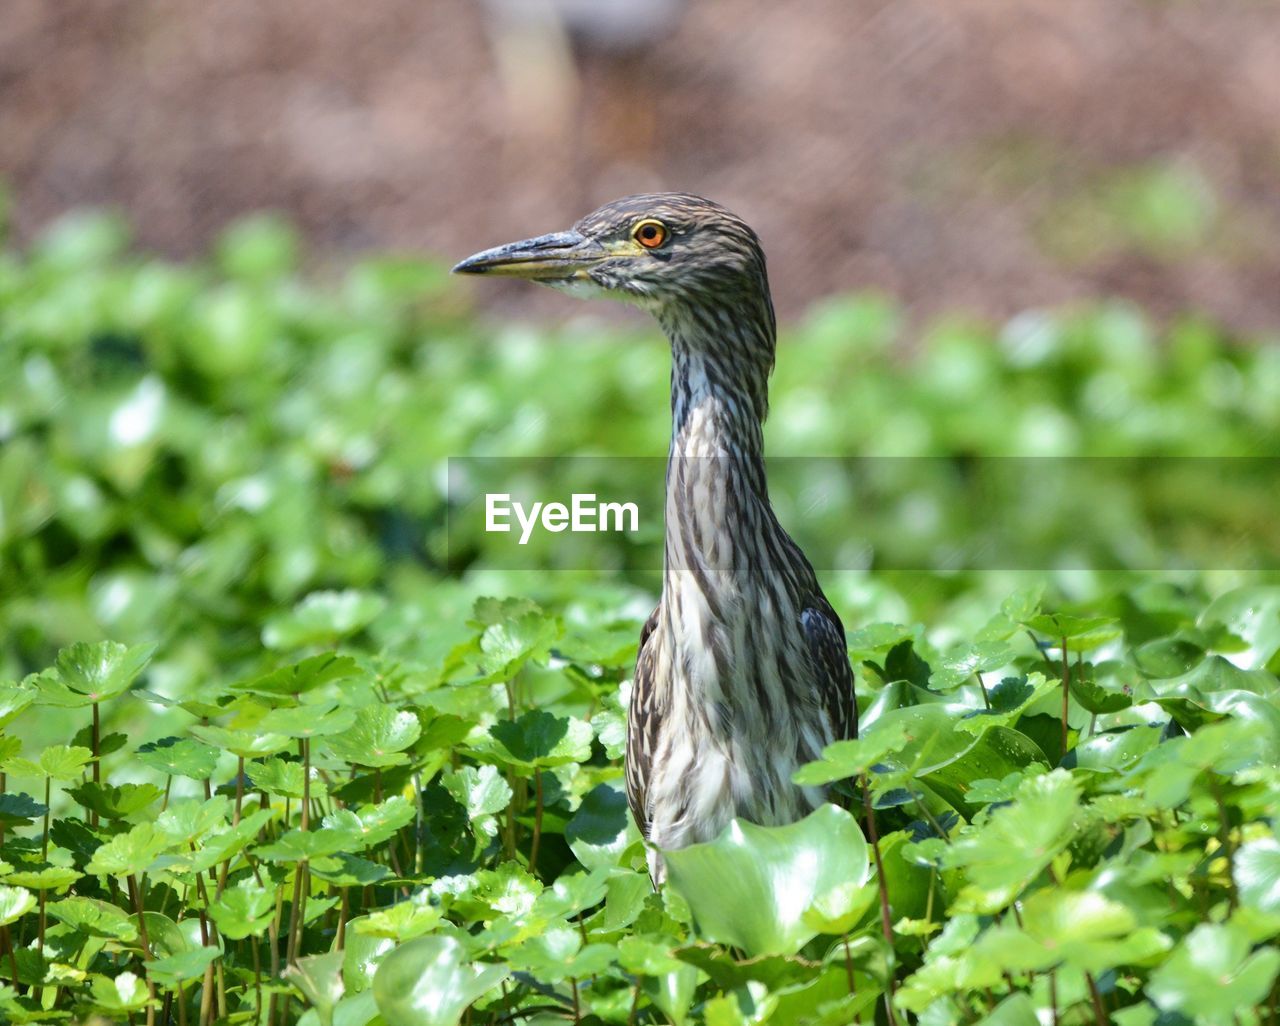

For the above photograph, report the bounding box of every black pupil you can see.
[641,225,659,241]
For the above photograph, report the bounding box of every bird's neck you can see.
[660,306,776,578]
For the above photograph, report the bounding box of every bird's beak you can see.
[451,230,608,281]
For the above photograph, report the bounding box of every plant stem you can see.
[842,934,856,995]
[91,701,101,829]
[1059,637,1071,757]
[1048,970,1059,1026]
[860,773,898,1026]
[127,874,158,1026]
[1,926,18,989]
[1085,971,1109,1026]
[530,769,544,875]
[1209,775,1239,912]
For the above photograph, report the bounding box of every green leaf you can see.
[1199,585,1280,670]
[476,612,562,679]
[371,935,508,1026]
[1237,835,1280,917]
[663,804,869,957]
[135,737,221,780]
[973,993,1038,1026]
[565,784,639,871]
[206,881,275,940]
[188,723,292,758]
[235,654,362,699]
[66,781,164,820]
[3,866,80,891]
[792,720,911,785]
[144,945,220,987]
[255,703,357,739]
[263,590,387,649]
[341,922,395,992]
[1023,613,1121,651]
[0,793,46,827]
[286,950,346,1026]
[441,763,511,852]
[85,822,170,877]
[321,796,415,850]
[483,709,592,768]
[51,641,155,701]
[930,641,1015,691]
[1148,923,1280,1026]
[87,971,150,1014]
[47,896,138,941]
[945,769,1080,912]
[325,706,421,768]
[0,886,35,927]
[352,899,442,943]
[36,745,93,781]
[0,685,35,727]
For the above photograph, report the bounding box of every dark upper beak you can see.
[451,230,608,280]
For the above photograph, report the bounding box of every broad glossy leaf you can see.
[945,769,1080,912]
[0,886,35,927]
[325,707,421,768]
[51,641,155,701]
[930,641,1015,691]
[286,950,346,1026]
[565,783,639,871]
[1022,613,1121,651]
[663,804,869,957]
[341,921,396,992]
[263,590,387,649]
[36,745,92,781]
[371,935,508,1026]
[3,866,80,891]
[144,945,220,986]
[66,781,164,819]
[87,971,149,1014]
[0,792,46,827]
[1148,923,1280,1026]
[85,822,170,877]
[48,896,138,941]
[136,737,221,780]
[255,703,356,739]
[0,684,35,727]
[207,881,275,939]
[1199,585,1280,670]
[1237,835,1280,918]
[321,796,415,850]
[484,709,592,768]
[235,653,362,699]
[352,899,443,942]
[188,723,292,757]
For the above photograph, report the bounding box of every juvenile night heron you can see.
[454,194,857,881]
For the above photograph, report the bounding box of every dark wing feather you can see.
[624,605,661,839]
[801,600,858,742]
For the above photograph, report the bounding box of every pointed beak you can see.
[451,230,608,281]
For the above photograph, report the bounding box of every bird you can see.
[454,193,857,882]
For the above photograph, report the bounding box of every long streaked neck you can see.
[658,299,776,577]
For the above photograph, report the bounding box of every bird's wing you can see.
[801,601,858,742]
[625,605,661,839]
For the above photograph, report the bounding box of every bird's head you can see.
[452,193,771,315]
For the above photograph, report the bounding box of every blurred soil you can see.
[2,0,1279,329]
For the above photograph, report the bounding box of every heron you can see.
[454,193,857,882]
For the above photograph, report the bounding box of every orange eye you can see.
[633,220,669,249]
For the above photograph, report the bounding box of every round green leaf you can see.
[663,804,869,957]
[371,935,508,1026]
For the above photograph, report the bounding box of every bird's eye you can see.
[633,219,669,249]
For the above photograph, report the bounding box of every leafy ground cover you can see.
[0,211,1278,1024]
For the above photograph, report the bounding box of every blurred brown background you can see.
[3,0,1279,328]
